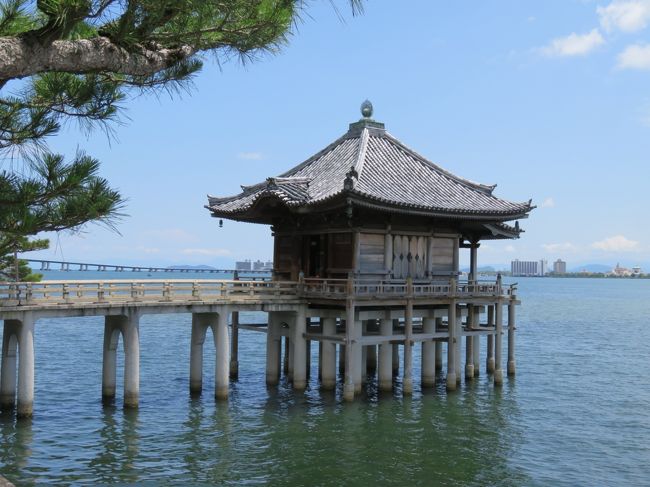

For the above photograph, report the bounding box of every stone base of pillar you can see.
[465,364,474,380]
[507,360,516,376]
[215,386,229,400]
[487,357,495,374]
[494,369,504,386]
[123,392,139,408]
[402,377,413,395]
[229,360,239,380]
[421,376,435,388]
[446,372,457,391]
[343,382,355,402]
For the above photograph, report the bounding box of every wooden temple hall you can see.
[207,101,534,400]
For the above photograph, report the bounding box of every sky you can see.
[26,0,650,270]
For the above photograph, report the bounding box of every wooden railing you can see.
[301,278,513,299]
[0,278,515,308]
[0,279,299,307]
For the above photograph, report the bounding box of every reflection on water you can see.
[1,277,650,484]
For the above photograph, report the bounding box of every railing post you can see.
[97,283,105,303]
[192,281,200,300]
[62,283,70,304]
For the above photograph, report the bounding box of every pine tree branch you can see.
[0,35,197,81]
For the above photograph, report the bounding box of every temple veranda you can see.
[0,275,518,417]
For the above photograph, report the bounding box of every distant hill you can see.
[167,265,217,270]
[569,264,611,273]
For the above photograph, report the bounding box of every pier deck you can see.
[0,277,518,417]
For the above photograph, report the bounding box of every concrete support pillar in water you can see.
[266,312,282,386]
[189,313,210,394]
[352,318,363,393]
[403,296,414,395]
[103,312,140,409]
[343,300,356,402]
[486,305,495,374]
[292,306,307,391]
[494,301,504,386]
[306,339,312,380]
[465,335,474,380]
[366,322,377,374]
[230,310,239,380]
[16,313,35,417]
[435,318,443,372]
[283,337,290,376]
[465,305,474,380]
[214,309,230,400]
[421,317,436,388]
[1,320,19,410]
[508,298,516,377]
[321,318,336,389]
[338,343,345,375]
[446,302,457,391]
[473,334,480,378]
[378,317,393,391]
[361,322,367,385]
[392,318,400,377]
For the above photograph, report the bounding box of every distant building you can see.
[235,260,252,271]
[553,259,566,274]
[511,259,548,277]
[609,263,642,277]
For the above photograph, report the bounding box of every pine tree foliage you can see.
[0,0,362,281]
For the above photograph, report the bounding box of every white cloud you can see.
[237,152,264,160]
[598,0,650,33]
[542,242,579,253]
[541,197,555,208]
[181,248,232,256]
[617,43,650,69]
[591,235,640,251]
[504,245,516,252]
[541,29,605,57]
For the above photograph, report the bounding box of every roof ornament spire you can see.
[361,99,373,119]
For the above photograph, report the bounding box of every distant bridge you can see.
[21,259,271,275]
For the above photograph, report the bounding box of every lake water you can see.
[1,273,649,485]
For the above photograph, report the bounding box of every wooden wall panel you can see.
[358,233,385,273]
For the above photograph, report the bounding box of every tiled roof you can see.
[207,118,534,221]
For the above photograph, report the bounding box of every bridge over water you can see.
[23,258,271,275]
[0,277,517,418]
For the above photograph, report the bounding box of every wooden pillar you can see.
[494,301,504,386]
[403,294,414,395]
[189,313,210,395]
[16,313,35,417]
[1,320,19,410]
[378,317,393,391]
[469,241,478,284]
[306,339,312,380]
[453,238,460,274]
[321,318,337,389]
[446,302,457,391]
[486,305,495,374]
[384,232,393,276]
[266,312,281,386]
[343,299,356,402]
[421,317,436,388]
[283,337,290,376]
[353,318,363,393]
[508,298,516,376]
[338,344,345,375]
[292,306,307,391]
